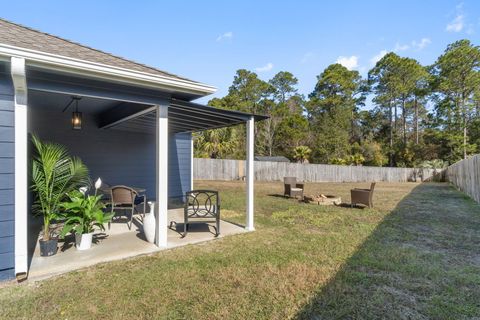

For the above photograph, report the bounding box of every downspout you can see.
[11,56,28,281]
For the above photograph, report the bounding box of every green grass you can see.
[1,181,480,319]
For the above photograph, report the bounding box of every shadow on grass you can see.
[295,182,480,319]
[268,193,289,199]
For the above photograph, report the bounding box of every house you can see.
[254,156,290,163]
[0,19,266,281]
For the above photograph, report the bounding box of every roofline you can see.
[0,43,217,97]
[170,98,269,122]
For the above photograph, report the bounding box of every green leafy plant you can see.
[31,135,89,241]
[293,145,312,163]
[418,159,448,170]
[60,180,113,237]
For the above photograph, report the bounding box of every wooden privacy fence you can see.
[193,158,438,183]
[446,154,480,203]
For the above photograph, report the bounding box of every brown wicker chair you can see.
[109,185,146,230]
[351,182,376,208]
[284,177,304,199]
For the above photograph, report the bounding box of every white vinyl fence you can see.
[446,154,480,203]
[193,158,438,183]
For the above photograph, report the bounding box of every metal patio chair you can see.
[183,190,220,237]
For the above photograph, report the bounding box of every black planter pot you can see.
[39,238,58,257]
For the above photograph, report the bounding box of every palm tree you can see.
[194,128,238,159]
[31,135,89,241]
[293,145,312,163]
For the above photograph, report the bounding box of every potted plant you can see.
[60,178,113,250]
[31,135,88,256]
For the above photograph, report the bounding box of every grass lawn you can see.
[1,181,480,319]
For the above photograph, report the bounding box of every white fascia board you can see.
[0,43,217,97]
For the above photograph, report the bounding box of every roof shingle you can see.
[0,18,198,83]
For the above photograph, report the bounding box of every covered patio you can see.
[28,209,247,281]
[10,61,266,280]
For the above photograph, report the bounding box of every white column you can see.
[155,104,168,247]
[11,57,28,278]
[190,135,194,191]
[246,116,255,231]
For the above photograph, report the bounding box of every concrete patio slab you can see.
[28,209,246,281]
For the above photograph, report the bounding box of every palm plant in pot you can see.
[60,179,113,250]
[31,135,88,256]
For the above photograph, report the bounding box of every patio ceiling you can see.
[101,98,268,134]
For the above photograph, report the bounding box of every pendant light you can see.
[71,97,82,130]
[62,96,83,130]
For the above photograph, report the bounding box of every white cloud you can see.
[394,38,431,53]
[446,3,465,33]
[216,31,233,41]
[394,42,410,52]
[446,14,465,32]
[255,62,274,72]
[412,37,431,50]
[370,50,388,66]
[301,51,314,63]
[336,55,359,70]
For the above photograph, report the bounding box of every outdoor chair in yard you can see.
[284,177,305,200]
[109,186,146,230]
[183,190,220,237]
[350,182,376,208]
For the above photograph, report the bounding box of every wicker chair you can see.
[284,177,304,199]
[109,185,146,230]
[351,182,376,208]
[183,190,220,237]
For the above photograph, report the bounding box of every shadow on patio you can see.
[27,209,246,281]
[295,183,480,319]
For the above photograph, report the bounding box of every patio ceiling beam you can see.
[110,123,156,133]
[112,122,200,133]
[118,115,203,131]
[169,103,244,122]
[167,109,230,126]
[99,106,157,129]
[113,112,241,132]
[168,117,230,129]
[169,121,246,133]
[171,98,268,122]
[100,98,267,134]
[170,114,238,128]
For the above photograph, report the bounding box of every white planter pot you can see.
[143,201,156,243]
[75,232,93,250]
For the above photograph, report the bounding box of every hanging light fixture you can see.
[62,96,83,130]
[71,97,82,130]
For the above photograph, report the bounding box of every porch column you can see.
[190,136,194,190]
[11,57,28,278]
[155,104,168,247]
[246,116,255,231]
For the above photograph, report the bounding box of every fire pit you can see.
[304,194,341,205]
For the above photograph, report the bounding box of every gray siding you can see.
[169,132,191,202]
[0,62,15,280]
[30,109,191,203]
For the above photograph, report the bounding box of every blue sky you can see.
[2,1,480,103]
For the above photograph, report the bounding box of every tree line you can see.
[194,39,480,168]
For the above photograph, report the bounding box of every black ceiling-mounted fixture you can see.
[62,96,83,130]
